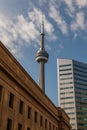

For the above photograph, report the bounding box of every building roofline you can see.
[57,58,87,66]
[0,41,39,90]
[0,41,58,119]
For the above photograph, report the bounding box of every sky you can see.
[0,0,87,106]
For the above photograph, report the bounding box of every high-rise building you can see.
[57,58,87,130]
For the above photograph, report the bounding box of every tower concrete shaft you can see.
[35,19,49,92]
[39,61,45,92]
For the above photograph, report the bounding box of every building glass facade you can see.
[57,59,87,130]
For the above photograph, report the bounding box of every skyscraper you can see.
[36,19,49,92]
[57,58,87,130]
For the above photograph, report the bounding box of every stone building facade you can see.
[0,42,71,130]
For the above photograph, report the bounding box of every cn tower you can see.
[35,19,49,92]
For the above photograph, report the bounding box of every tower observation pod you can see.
[35,18,49,92]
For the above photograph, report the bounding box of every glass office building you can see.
[57,59,87,130]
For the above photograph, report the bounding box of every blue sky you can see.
[0,0,87,106]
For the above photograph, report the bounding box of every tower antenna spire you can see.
[41,14,44,34]
[40,14,45,50]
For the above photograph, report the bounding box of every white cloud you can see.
[45,44,51,51]
[76,12,85,29]
[16,15,39,43]
[76,0,87,8]
[63,0,75,13]
[49,5,68,35]
[0,13,39,57]
[71,12,86,32]
[0,14,19,56]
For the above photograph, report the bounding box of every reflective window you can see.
[74,64,87,70]
[59,68,72,71]
[60,91,73,95]
[60,96,74,100]
[59,73,72,76]
[67,112,75,115]
[64,107,74,110]
[60,86,73,90]
[61,101,74,105]
[75,86,87,91]
[59,64,71,67]
[74,73,87,78]
[60,82,73,85]
[60,77,72,80]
